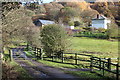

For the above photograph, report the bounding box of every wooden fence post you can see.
[52,52,54,62]
[40,48,43,60]
[116,64,119,80]
[102,62,105,76]
[38,48,40,58]
[62,52,64,63]
[108,58,111,70]
[35,47,37,57]
[37,48,39,57]
[37,48,38,57]
[34,47,36,55]
[90,56,93,72]
[26,43,29,51]
[38,48,41,59]
[9,49,13,61]
[75,53,77,65]
[99,58,101,70]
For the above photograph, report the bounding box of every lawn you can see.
[67,37,118,58]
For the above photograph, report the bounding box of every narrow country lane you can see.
[12,48,81,80]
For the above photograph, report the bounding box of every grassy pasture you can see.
[25,37,118,79]
[67,37,118,58]
[29,37,118,69]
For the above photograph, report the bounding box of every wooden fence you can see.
[32,47,42,59]
[62,53,91,65]
[28,46,120,80]
[90,56,120,80]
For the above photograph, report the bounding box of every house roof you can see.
[92,14,107,20]
[38,19,55,25]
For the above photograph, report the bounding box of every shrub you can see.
[74,31,108,39]
[68,21,74,26]
[74,21,81,27]
[41,24,68,57]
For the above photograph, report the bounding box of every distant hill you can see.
[54,0,120,27]
[31,0,120,27]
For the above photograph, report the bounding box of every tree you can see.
[2,2,21,15]
[2,6,35,48]
[26,3,46,14]
[47,8,60,21]
[58,7,79,24]
[44,2,63,13]
[35,5,46,14]
[80,9,98,26]
[107,21,118,39]
[41,24,68,57]
[24,26,41,48]
[43,2,63,20]
[91,2,114,19]
[2,3,43,62]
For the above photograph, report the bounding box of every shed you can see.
[33,19,55,27]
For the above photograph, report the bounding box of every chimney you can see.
[97,14,99,19]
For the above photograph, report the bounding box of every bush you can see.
[74,31,108,39]
[82,27,93,31]
[74,21,81,27]
[41,24,68,57]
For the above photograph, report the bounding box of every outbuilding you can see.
[33,19,55,27]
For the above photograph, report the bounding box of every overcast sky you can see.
[42,0,54,3]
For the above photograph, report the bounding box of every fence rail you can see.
[90,56,120,80]
[26,46,120,80]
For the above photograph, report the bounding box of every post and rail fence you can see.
[90,56,120,80]
[25,46,120,80]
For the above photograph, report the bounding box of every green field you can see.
[67,37,118,58]
[25,37,118,79]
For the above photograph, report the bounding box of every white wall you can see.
[66,26,74,29]
[70,26,74,29]
[92,19,110,29]
[104,19,111,29]
[92,20,105,29]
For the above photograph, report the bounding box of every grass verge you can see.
[9,61,33,79]
[37,59,82,69]
[64,71,111,80]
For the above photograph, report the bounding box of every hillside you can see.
[29,0,119,27]
[90,2,120,26]
[54,0,120,27]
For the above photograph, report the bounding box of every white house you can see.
[91,14,111,29]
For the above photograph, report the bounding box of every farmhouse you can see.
[33,19,55,27]
[91,14,111,29]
